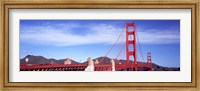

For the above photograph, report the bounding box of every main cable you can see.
[99,29,125,63]
[136,31,145,62]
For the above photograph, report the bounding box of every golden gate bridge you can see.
[20,22,152,71]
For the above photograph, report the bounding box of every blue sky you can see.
[20,20,180,67]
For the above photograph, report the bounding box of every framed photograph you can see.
[1,0,199,91]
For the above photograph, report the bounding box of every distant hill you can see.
[83,57,113,64]
[20,55,79,64]
[151,63,180,71]
[20,55,180,71]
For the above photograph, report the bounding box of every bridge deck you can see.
[20,63,152,71]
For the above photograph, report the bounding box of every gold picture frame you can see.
[0,0,199,91]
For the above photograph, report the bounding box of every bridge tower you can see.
[147,52,152,70]
[126,23,137,65]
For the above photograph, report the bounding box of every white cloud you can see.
[137,30,180,44]
[20,23,180,46]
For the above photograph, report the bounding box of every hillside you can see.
[20,55,79,64]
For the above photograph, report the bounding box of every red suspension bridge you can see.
[20,23,152,71]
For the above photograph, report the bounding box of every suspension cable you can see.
[99,29,125,63]
[136,31,145,62]
[115,43,126,60]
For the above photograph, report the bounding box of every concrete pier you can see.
[111,59,115,71]
[85,57,94,71]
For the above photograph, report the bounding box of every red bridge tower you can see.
[126,23,137,65]
[147,52,152,70]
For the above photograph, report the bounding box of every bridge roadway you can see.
[20,63,152,71]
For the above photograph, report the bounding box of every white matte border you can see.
[9,9,191,82]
